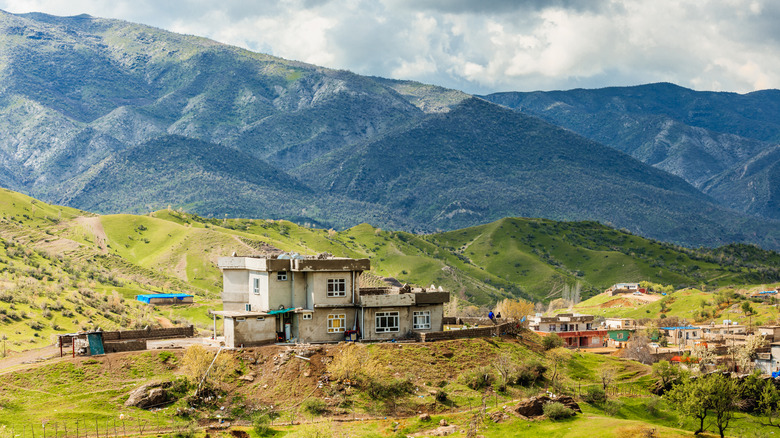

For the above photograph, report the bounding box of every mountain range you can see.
[1,11,780,250]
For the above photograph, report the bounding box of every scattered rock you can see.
[439,419,448,426]
[419,413,431,421]
[488,411,508,423]
[515,395,581,418]
[428,425,457,436]
[125,382,172,408]
[238,373,255,382]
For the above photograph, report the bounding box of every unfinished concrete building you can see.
[212,253,449,347]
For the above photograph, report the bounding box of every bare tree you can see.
[621,333,653,364]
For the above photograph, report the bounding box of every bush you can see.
[514,360,547,386]
[542,335,564,350]
[435,389,448,402]
[366,377,414,399]
[543,402,575,420]
[583,386,607,405]
[301,398,327,415]
[460,366,496,390]
[604,399,624,416]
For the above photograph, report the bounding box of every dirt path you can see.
[0,344,60,373]
[155,316,175,328]
[74,216,108,253]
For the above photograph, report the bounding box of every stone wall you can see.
[99,326,194,341]
[413,322,524,342]
[104,339,147,353]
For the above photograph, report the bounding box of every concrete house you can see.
[212,253,449,347]
[528,313,607,348]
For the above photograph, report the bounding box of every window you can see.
[413,311,431,330]
[302,314,312,320]
[252,278,261,294]
[549,324,556,332]
[245,304,252,311]
[376,311,399,333]
[327,314,346,333]
[277,272,288,281]
[327,278,347,297]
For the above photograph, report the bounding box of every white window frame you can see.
[327,313,346,333]
[277,271,288,281]
[302,314,312,320]
[327,278,347,297]
[252,277,261,295]
[375,311,399,333]
[413,311,431,330]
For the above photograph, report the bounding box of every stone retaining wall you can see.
[413,322,524,342]
[104,339,147,353]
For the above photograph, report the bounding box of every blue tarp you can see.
[773,371,780,379]
[136,293,193,303]
[267,308,296,315]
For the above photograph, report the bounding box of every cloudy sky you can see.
[1,0,778,94]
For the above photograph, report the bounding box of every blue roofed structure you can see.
[136,293,194,304]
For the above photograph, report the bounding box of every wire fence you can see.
[0,416,195,438]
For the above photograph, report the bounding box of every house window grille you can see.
[253,278,261,294]
[327,278,347,297]
[277,272,288,281]
[328,314,346,333]
[376,311,399,333]
[413,311,431,330]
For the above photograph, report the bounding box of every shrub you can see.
[543,402,575,420]
[460,366,496,390]
[435,389,448,402]
[514,360,547,386]
[604,399,624,416]
[366,377,414,399]
[583,386,607,405]
[301,398,327,415]
[542,335,564,350]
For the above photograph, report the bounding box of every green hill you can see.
[2,188,780,352]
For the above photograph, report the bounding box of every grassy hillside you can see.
[573,283,780,325]
[2,188,780,352]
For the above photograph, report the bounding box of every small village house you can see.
[528,313,606,348]
[211,253,449,347]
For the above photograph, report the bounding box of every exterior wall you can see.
[310,271,356,307]
[362,305,443,341]
[298,308,358,343]
[225,316,277,348]
[248,271,269,311]
[223,270,250,311]
[147,297,194,305]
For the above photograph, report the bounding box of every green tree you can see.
[759,380,780,428]
[741,301,754,315]
[665,378,710,435]
[651,360,679,389]
[708,374,738,438]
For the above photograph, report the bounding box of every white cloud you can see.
[1,0,779,94]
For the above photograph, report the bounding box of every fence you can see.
[0,416,193,438]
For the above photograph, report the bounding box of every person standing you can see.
[488,310,495,321]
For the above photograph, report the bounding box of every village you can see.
[55,253,780,379]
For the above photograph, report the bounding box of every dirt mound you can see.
[600,298,635,308]
[515,395,581,417]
